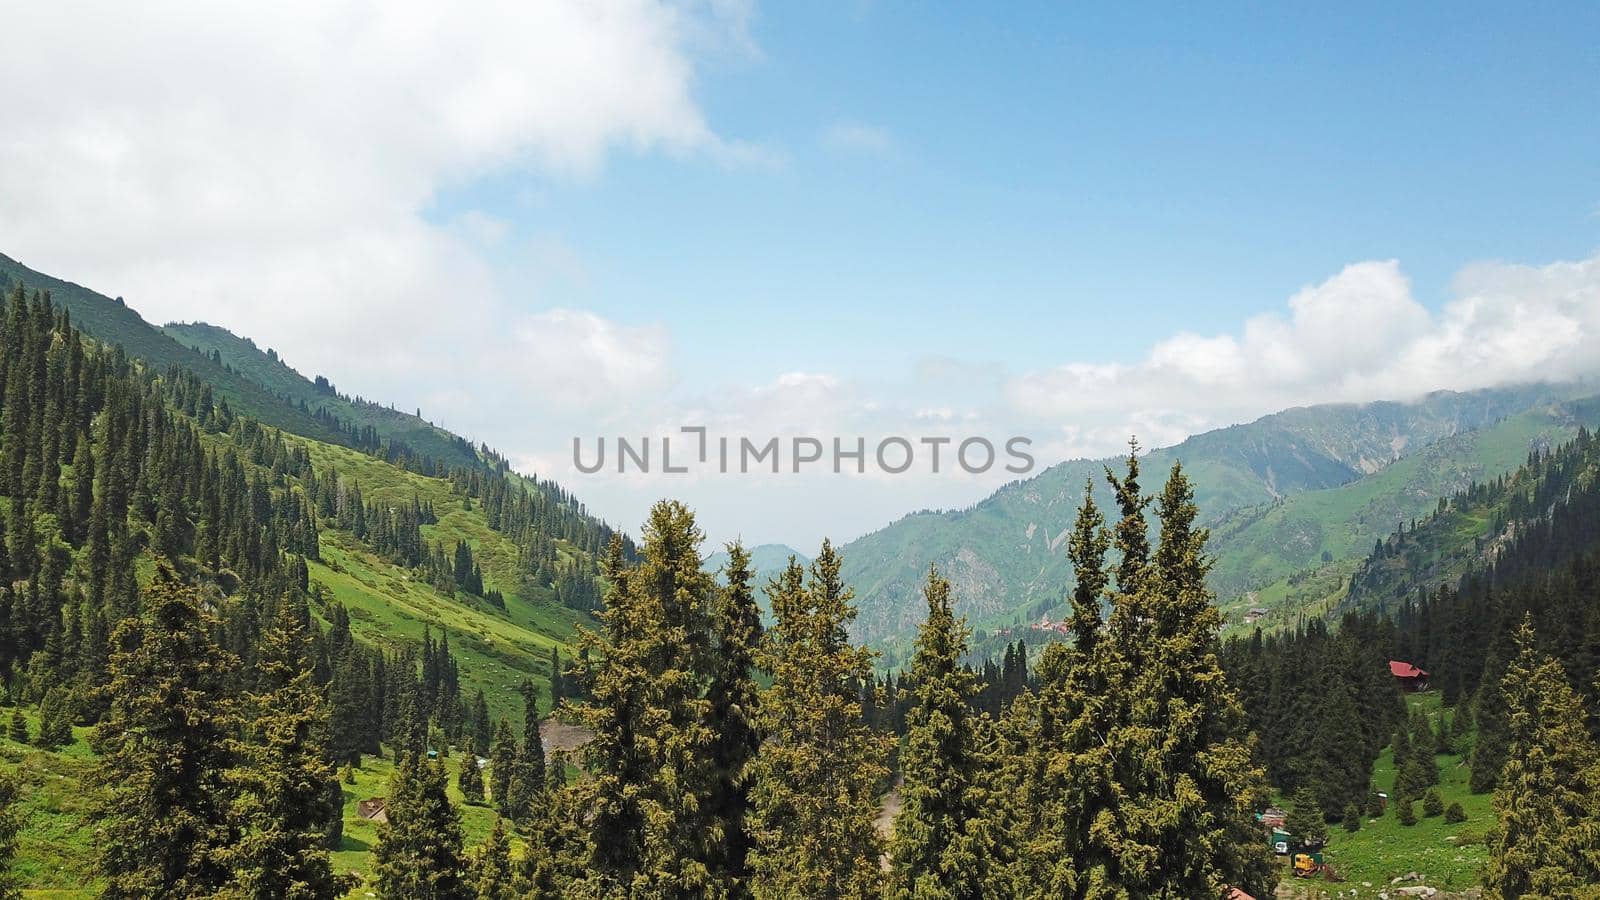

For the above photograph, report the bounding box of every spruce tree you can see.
[514,678,545,811]
[748,546,891,900]
[998,482,1117,896]
[373,754,468,900]
[34,688,72,750]
[1422,788,1444,818]
[1342,803,1362,832]
[217,595,348,900]
[459,755,484,804]
[1471,653,1512,794]
[1484,620,1600,896]
[1397,800,1417,826]
[90,576,237,897]
[575,504,718,896]
[888,567,984,900]
[703,541,764,891]
[5,710,25,744]
[1287,786,1327,847]
[487,719,516,810]
[1091,461,1278,897]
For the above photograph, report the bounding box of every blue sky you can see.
[437,2,1599,385]
[6,1,1599,545]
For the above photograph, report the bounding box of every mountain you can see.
[1343,405,1600,614]
[162,320,480,469]
[841,383,1600,648]
[0,253,620,719]
[0,252,478,469]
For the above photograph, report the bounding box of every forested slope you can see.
[0,274,620,893]
[842,383,1592,648]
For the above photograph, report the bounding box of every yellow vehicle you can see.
[1292,851,1324,878]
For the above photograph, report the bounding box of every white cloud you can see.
[821,122,894,157]
[0,0,755,412]
[1007,254,1600,457]
[509,310,672,409]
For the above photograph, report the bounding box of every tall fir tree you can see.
[90,576,237,898]
[373,754,468,900]
[1091,461,1276,897]
[217,595,349,900]
[1483,619,1600,897]
[888,567,985,900]
[574,503,718,896]
[747,545,891,900]
[487,719,517,812]
[703,541,764,893]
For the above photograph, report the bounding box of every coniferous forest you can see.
[4,270,1600,900]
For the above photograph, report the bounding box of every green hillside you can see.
[163,321,480,469]
[840,383,1593,648]
[0,261,621,895]
[1209,397,1600,632]
[0,253,478,471]
[1344,404,1600,614]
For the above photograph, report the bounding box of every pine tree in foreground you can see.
[748,545,891,900]
[703,541,764,891]
[994,481,1116,896]
[888,567,985,900]
[574,504,718,896]
[1094,461,1278,897]
[5,710,25,744]
[90,576,237,898]
[217,595,349,900]
[516,758,589,897]
[373,754,468,900]
[1483,619,1600,897]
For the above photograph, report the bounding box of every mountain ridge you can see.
[841,381,1598,648]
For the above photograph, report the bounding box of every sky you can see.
[2,1,1599,548]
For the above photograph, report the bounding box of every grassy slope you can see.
[0,433,595,897]
[1308,693,1491,896]
[299,438,592,721]
[1,710,522,898]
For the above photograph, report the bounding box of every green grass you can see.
[1,711,522,898]
[2,710,100,899]
[298,437,594,721]
[1301,693,1491,896]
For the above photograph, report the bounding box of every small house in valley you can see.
[1389,659,1429,692]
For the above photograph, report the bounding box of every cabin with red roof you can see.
[1389,659,1429,692]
